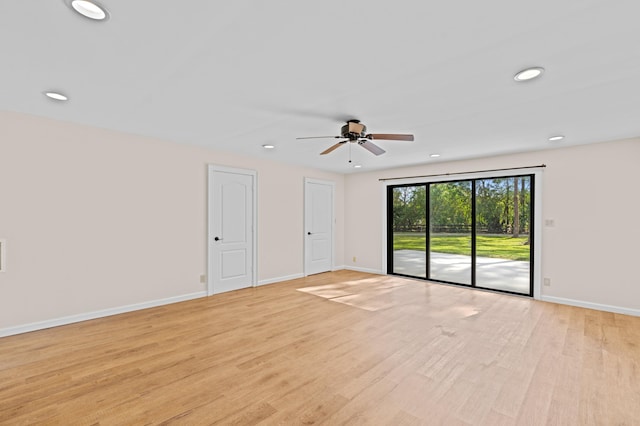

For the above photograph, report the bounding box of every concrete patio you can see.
[392,249,530,294]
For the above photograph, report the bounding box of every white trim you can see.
[304,178,336,276]
[207,165,258,296]
[381,183,388,275]
[344,265,384,275]
[540,296,640,317]
[257,273,305,286]
[0,239,6,272]
[381,168,543,299]
[532,170,543,300]
[0,291,207,338]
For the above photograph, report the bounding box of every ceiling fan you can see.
[297,120,414,156]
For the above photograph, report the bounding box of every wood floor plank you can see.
[1,271,639,425]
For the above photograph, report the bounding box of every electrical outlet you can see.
[200,274,206,283]
[543,278,551,287]
[545,219,555,227]
[352,256,356,263]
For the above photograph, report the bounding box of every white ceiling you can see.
[2,0,639,173]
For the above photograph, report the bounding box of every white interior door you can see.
[304,178,334,276]
[208,166,256,294]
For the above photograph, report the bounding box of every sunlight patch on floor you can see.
[297,278,412,311]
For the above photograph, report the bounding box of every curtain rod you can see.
[378,164,546,182]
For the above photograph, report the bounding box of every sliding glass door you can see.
[389,185,427,278]
[429,181,472,285]
[387,174,533,296]
[475,176,532,293]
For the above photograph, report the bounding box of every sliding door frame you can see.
[382,169,543,299]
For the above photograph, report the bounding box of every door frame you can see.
[381,168,543,300]
[304,177,335,276]
[207,164,258,296]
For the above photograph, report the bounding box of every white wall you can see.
[344,138,640,315]
[2,109,638,335]
[0,111,344,333]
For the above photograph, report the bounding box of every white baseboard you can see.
[541,295,640,317]
[343,265,384,275]
[0,291,207,338]
[257,273,304,286]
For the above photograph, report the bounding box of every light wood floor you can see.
[1,271,639,425]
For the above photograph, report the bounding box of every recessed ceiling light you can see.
[430,154,441,158]
[514,67,545,82]
[262,144,275,149]
[44,92,69,101]
[548,135,565,141]
[70,0,108,20]
[353,164,362,168]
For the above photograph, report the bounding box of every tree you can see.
[392,186,426,231]
[513,177,520,237]
[429,181,471,232]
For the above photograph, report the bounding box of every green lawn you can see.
[393,233,530,261]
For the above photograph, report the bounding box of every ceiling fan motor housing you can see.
[341,121,367,140]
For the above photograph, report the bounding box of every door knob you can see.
[307,232,312,235]
[214,237,222,241]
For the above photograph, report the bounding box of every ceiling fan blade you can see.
[321,141,347,155]
[358,140,386,156]
[296,135,343,140]
[366,133,414,141]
